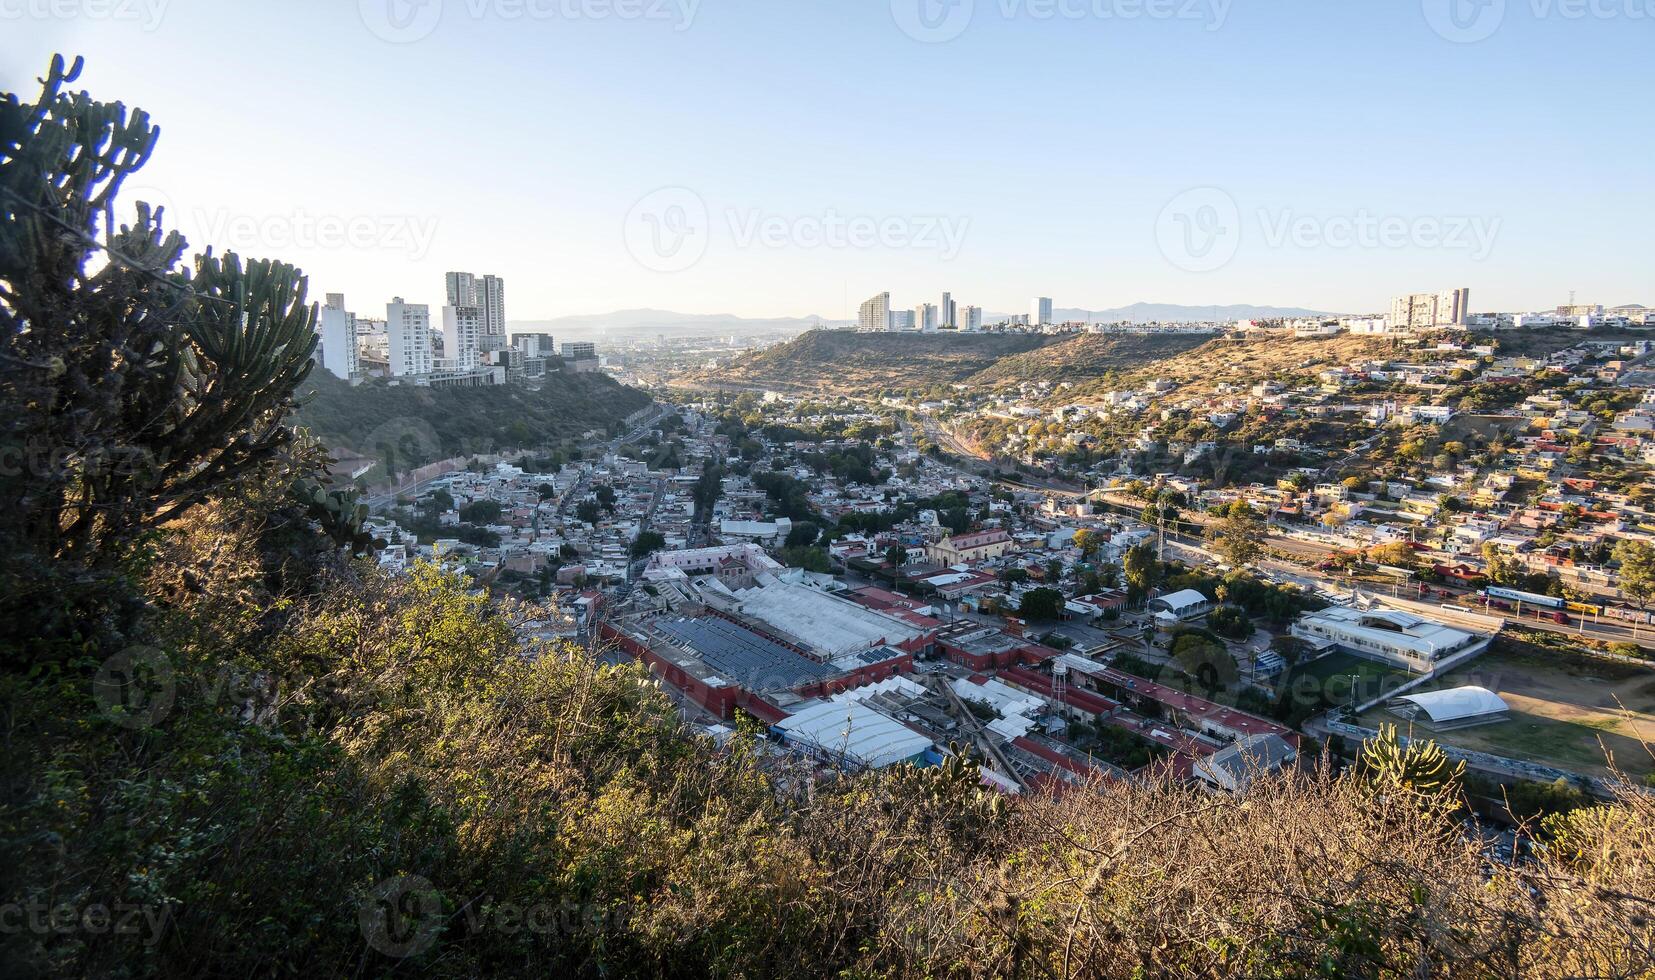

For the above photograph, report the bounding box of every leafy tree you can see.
[427,488,456,512]
[783,545,831,573]
[1170,633,1238,691]
[1123,542,1160,597]
[1073,527,1104,557]
[1019,587,1065,621]
[886,544,908,568]
[1208,501,1265,568]
[1271,634,1313,666]
[459,499,502,524]
[575,500,602,525]
[1369,541,1416,569]
[1614,540,1655,610]
[631,530,666,558]
[786,521,820,549]
[1207,605,1252,640]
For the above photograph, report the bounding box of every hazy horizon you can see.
[4,0,1650,321]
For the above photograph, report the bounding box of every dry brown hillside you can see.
[1060,332,1409,401]
[676,329,1411,401]
[679,329,1056,395]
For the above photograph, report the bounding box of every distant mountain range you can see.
[509,309,849,341]
[985,302,1333,324]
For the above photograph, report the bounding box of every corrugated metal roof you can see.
[657,617,839,692]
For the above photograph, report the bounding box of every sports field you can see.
[1359,649,1655,779]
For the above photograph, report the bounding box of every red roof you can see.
[1095,666,1298,747]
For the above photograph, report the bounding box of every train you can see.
[1476,587,1655,626]
[1481,586,1565,610]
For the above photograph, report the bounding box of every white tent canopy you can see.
[1388,686,1509,729]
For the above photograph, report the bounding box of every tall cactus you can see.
[0,55,319,568]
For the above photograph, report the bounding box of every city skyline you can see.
[3,2,1650,321]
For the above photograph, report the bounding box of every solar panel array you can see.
[658,617,840,691]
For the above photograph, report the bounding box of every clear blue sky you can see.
[4,0,1650,321]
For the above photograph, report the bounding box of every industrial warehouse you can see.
[593,546,1305,793]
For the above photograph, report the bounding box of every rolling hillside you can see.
[965,332,1212,387]
[687,330,1057,394]
[677,328,1410,400]
[295,369,652,463]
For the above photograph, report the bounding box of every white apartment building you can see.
[512,332,555,358]
[386,297,434,377]
[940,292,955,329]
[887,309,915,331]
[916,303,939,333]
[958,305,983,332]
[1031,296,1053,327]
[475,274,506,351]
[446,271,506,351]
[441,305,483,370]
[443,272,474,308]
[317,305,358,380]
[859,291,892,332]
[1389,289,1470,331]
